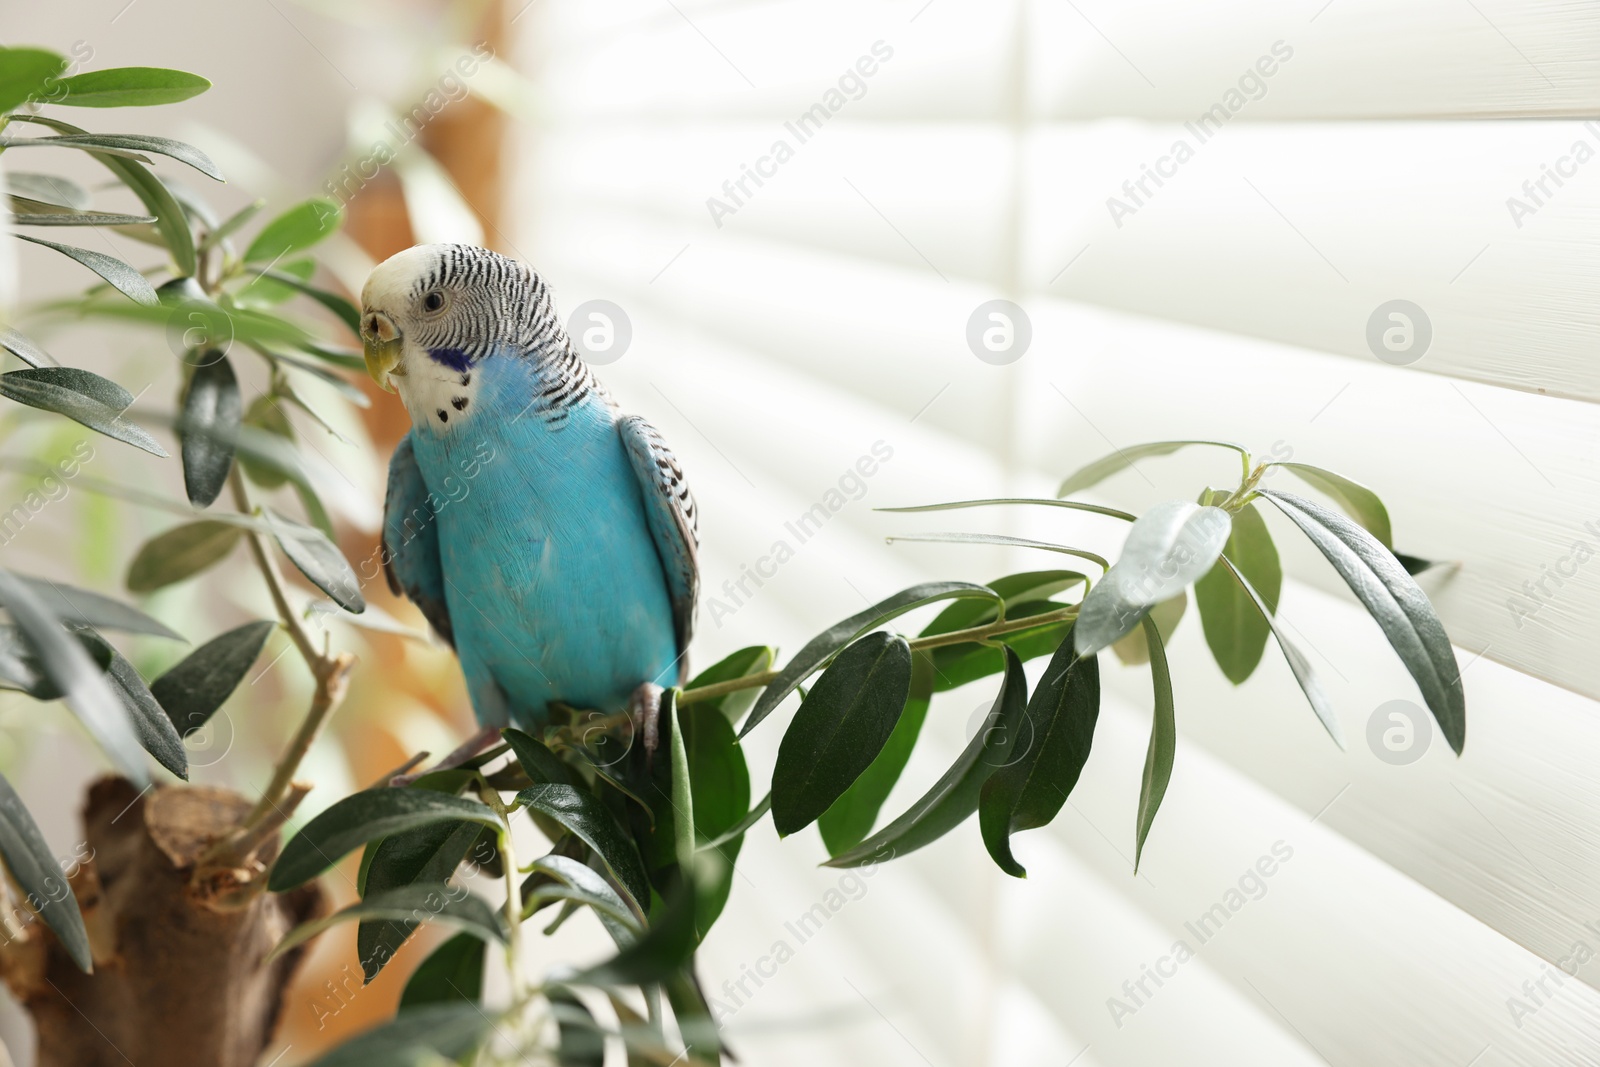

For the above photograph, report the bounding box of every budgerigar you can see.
[360,244,698,763]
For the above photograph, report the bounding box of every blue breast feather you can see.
[391,355,681,727]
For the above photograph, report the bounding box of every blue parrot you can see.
[359,244,698,765]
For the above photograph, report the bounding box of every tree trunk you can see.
[0,777,326,1067]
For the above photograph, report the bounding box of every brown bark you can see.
[0,778,326,1067]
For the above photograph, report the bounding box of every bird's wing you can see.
[382,432,455,648]
[617,414,700,656]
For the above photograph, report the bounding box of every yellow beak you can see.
[361,311,402,392]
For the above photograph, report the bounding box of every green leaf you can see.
[272,885,506,963]
[0,365,165,454]
[253,267,361,337]
[1058,439,1248,497]
[887,531,1108,571]
[1217,556,1341,747]
[265,510,365,614]
[0,48,67,114]
[12,574,181,640]
[270,789,499,892]
[1258,488,1463,753]
[126,521,243,592]
[299,1003,489,1067]
[199,198,264,253]
[399,932,484,1011]
[929,609,1072,693]
[150,619,275,737]
[922,571,1086,636]
[0,569,147,785]
[236,394,294,489]
[11,115,202,277]
[819,649,933,855]
[515,784,651,910]
[881,497,1137,521]
[0,771,90,972]
[1,131,223,181]
[245,198,342,263]
[176,354,239,507]
[1134,615,1176,872]
[10,234,157,305]
[549,987,607,1067]
[0,325,54,367]
[741,581,1000,739]
[1074,501,1232,656]
[684,645,773,725]
[669,702,750,937]
[697,793,769,853]
[979,635,1100,878]
[523,855,640,947]
[101,639,187,779]
[772,632,913,837]
[665,692,696,874]
[1271,462,1393,549]
[826,647,1029,869]
[5,172,90,210]
[1193,500,1281,684]
[1396,552,1444,576]
[357,819,483,981]
[52,67,211,108]
[10,204,158,227]
[502,728,577,786]
[572,881,697,988]
[1110,591,1186,667]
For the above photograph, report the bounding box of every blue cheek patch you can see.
[427,347,473,373]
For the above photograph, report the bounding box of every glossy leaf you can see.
[150,619,274,737]
[1134,616,1176,872]
[273,885,506,963]
[572,881,697,988]
[1111,591,1186,667]
[698,793,770,853]
[357,819,484,981]
[0,365,165,454]
[1075,501,1231,656]
[13,115,200,277]
[827,648,1029,868]
[684,645,773,725]
[177,354,239,507]
[819,650,933,855]
[265,510,364,614]
[270,789,499,891]
[299,1003,489,1067]
[399,932,484,1011]
[0,772,90,972]
[773,632,912,836]
[13,574,181,640]
[1259,488,1463,754]
[502,728,576,786]
[0,569,147,785]
[0,48,67,113]
[102,639,187,779]
[3,131,223,180]
[1058,439,1247,497]
[1192,500,1281,684]
[516,783,651,910]
[1272,462,1393,548]
[980,636,1099,878]
[0,325,54,367]
[254,267,361,337]
[52,66,211,108]
[1218,556,1342,747]
[741,581,999,739]
[245,198,341,263]
[5,172,89,210]
[126,521,243,592]
[524,854,640,947]
[16,227,159,303]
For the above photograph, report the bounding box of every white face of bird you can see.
[361,244,533,433]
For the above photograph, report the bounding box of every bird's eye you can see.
[422,290,446,313]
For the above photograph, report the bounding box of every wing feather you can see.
[617,414,699,658]
[382,433,455,648]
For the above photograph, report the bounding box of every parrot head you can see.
[360,244,556,424]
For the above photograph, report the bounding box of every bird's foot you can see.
[390,724,504,787]
[628,683,665,762]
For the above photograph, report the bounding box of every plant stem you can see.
[676,604,1079,707]
[198,468,353,873]
[479,782,529,1004]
